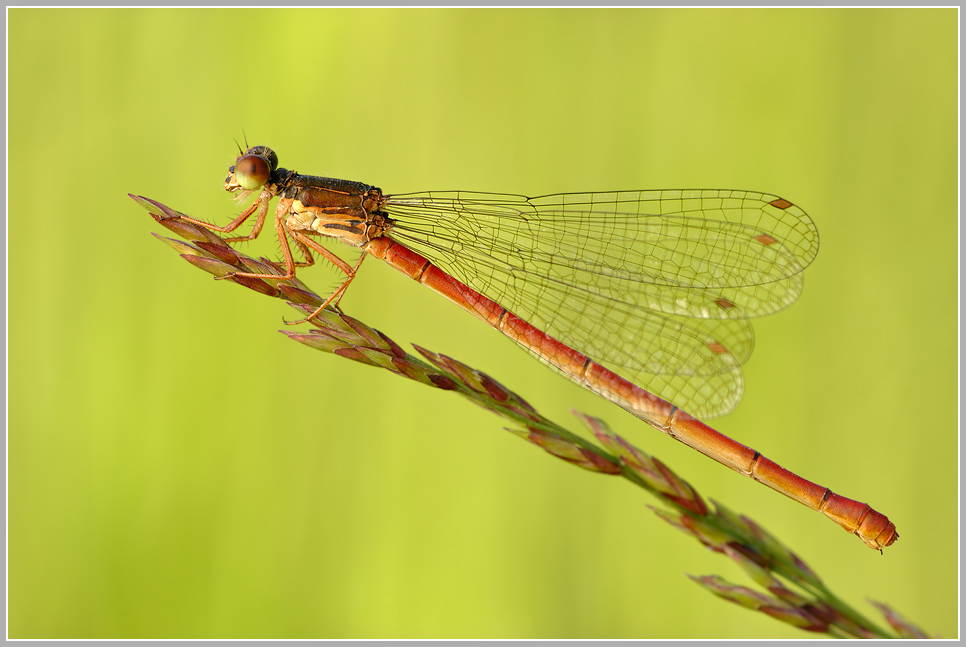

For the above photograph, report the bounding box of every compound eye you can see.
[233,154,270,190]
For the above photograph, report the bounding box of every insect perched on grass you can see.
[175,145,896,550]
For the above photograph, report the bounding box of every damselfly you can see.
[175,146,897,550]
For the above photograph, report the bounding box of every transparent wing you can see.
[383,189,818,418]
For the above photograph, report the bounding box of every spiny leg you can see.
[288,228,356,276]
[217,204,302,281]
[327,252,368,311]
[291,234,317,269]
[284,230,368,324]
[223,193,271,244]
[177,189,271,240]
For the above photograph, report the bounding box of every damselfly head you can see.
[224,146,279,193]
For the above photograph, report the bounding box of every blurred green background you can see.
[8,8,957,639]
